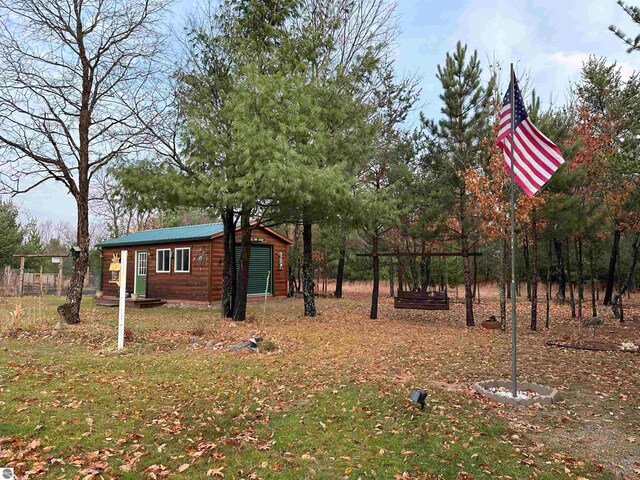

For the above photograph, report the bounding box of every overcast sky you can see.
[13,0,638,225]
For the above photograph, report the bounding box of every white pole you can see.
[118,250,127,350]
[263,270,271,316]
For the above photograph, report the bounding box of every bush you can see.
[259,340,278,352]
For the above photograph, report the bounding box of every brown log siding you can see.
[101,226,289,303]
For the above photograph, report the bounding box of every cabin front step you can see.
[95,296,166,309]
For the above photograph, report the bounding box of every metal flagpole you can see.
[509,63,518,398]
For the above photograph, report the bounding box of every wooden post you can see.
[39,265,44,296]
[19,256,25,297]
[3,266,9,294]
[98,249,103,292]
[57,258,63,296]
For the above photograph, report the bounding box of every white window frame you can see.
[137,251,148,276]
[174,247,191,273]
[156,249,171,273]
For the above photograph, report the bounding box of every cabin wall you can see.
[100,226,289,303]
[210,228,289,301]
[101,239,211,302]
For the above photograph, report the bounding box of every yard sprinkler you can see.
[410,390,427,410]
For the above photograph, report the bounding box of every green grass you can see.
[0,337,611,479]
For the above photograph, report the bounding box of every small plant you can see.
[124,327,134,343]
[189,318,207,337]
[9,303,25,326]
[259,340,278,352]
[581,317,604,338]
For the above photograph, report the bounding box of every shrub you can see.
[259,340,278,352]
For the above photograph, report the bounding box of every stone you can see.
[472,379,560,407]
[189,335,199,344]
[230,341,252,352]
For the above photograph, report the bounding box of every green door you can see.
[135,251,147,296]
[235,245,273,295]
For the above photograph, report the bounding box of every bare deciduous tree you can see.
[0,0,170,323]
[90,168,157,239]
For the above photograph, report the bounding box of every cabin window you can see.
[156,249,171,273]
[175,247,190,273]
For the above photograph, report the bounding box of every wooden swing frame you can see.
[356,251,482,311]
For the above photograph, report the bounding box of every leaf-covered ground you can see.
[0,288,638,479]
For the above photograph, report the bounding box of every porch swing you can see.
[356,250,482,312]
[394,255,450,311]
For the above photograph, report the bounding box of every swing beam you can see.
[357,251,482,311]
[356,252,482,257]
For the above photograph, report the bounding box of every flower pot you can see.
[481,320,501,330]
[131,293,139,301]
[95,290,104,299]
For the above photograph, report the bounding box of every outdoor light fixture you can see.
[410,389,427,410]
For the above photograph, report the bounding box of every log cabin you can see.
[97,222,291,305]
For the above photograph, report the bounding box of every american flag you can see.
[497,78,565,196]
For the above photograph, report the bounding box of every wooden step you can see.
[95,296,166,309]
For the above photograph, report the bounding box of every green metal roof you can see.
[98,223,224,248]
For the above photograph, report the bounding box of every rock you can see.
[230,341,252,352]
[205,340,216,348]
[189,335,199,344]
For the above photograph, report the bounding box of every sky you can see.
[13,0,639,224]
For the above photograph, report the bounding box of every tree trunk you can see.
[565,240,575,318]
[612,231,640,321]
[500,238,507,330]
[370,235,379,320]
[221,208,236,318]
[546,239,552,330]
[294,224,302,293]
[335,238,346,299]
[288,266,295,297]
[58,36,92,325]
[554,239,566,302]
[506,243,511,300]
[302,220,316,317]
[530,210,538,331]
[389,259,395,298]
[472,249,478,301]
[523,235,531,301]
[232,210,251,321]
[589,246,597,318]
[462,249,474,327]
[420,255,431,292]
[575,238,584,324]
[603,228,621,305]
[58,194,89,325]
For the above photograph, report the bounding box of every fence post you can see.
[19,256,25,297]
[57,258,63,296]
[2,266,8,294]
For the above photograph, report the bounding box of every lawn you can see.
[0,288,638,479]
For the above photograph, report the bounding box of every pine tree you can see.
[610,1,640,53]
[0,199,23,267]
[418,42,495,327]
[360,62,419,320]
